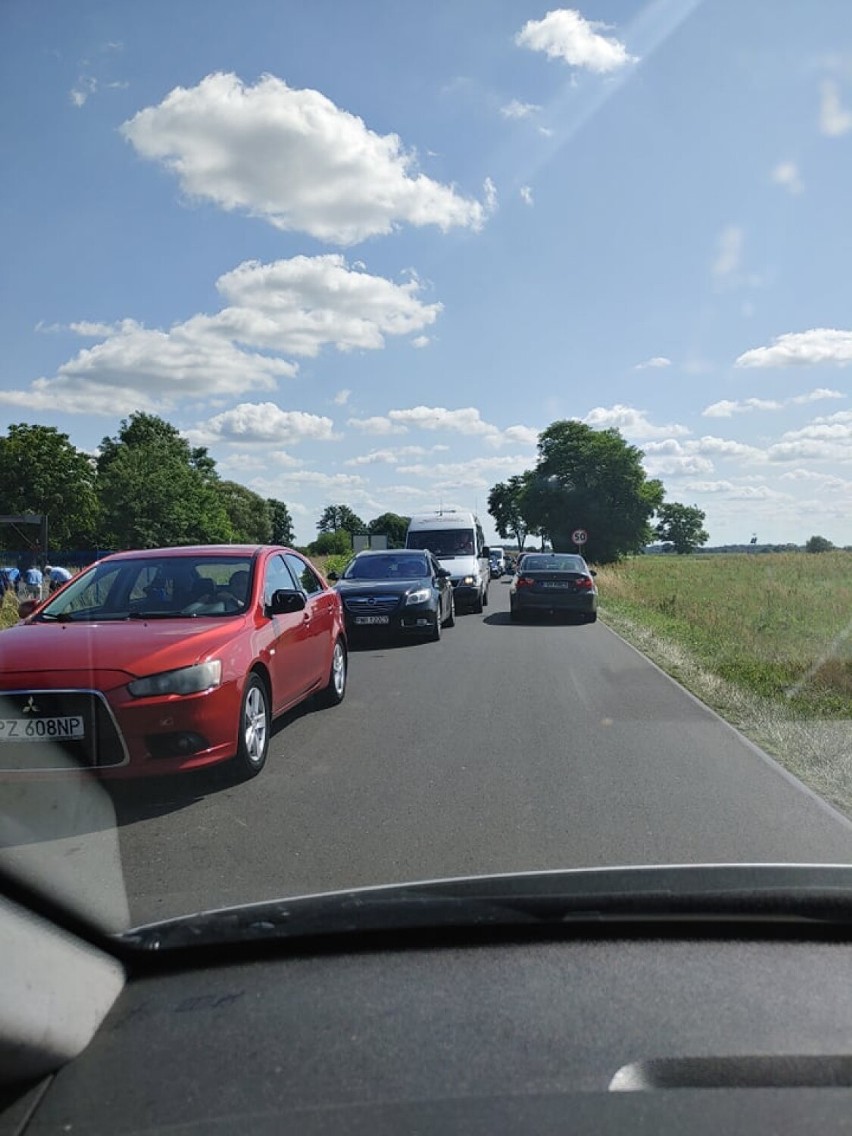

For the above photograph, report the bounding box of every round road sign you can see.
[572,528,588,545]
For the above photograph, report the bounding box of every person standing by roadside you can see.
[44,564,73,594]
[22,564,43,601]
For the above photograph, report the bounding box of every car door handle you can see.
[303,610,311,622]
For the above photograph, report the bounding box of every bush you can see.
[308,530,352,556]
[806,535,834,553]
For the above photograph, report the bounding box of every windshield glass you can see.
[343,554,428,579]
[1,1,851,943]
[521,555,587,573]
[40,556,255,619]
[407,530,476,557]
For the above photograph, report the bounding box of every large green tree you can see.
[0,423,99,549]
[655,502,709,554]
[487,474,537,551]
[317,504,366,536]
[516,421,664,563]
[97,413,233,548]
[367,512,410,547]
[267,498,295,545]
[216,481,272,543]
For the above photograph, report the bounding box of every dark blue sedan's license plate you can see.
[354,615,390,625]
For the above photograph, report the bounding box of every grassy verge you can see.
[595,553,852,816]
[0,591,20,630]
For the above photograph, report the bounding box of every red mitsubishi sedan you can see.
[0,546,347,780]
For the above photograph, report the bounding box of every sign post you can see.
[572,528,588,554]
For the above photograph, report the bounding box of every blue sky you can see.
[2,0,852,545]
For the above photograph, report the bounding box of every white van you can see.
[405,510,491,613]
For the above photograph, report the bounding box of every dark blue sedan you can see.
[328,551,455,641]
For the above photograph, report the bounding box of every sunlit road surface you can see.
[115,581,852,925]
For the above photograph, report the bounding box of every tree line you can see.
[0,416,295,553]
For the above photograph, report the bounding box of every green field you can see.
[595,552,851,717]
[595,552,852,814]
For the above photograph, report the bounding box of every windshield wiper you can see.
[117,865,852,952]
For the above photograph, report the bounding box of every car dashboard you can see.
[3,893,852,1135]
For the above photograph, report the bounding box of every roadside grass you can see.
[595,553,852,815]
[0,590,19,630]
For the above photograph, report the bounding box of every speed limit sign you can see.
[572,528,588,545]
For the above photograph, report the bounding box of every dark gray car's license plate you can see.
[354,615,390,625]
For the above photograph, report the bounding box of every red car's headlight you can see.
[128,661,222,698]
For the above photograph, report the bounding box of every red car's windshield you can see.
[39,556,255,620]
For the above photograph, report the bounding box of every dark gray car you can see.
[328,550,454,641]
[509,552,598,623]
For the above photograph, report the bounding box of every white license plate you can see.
[0,716,85,742]
[354,615,390,625]
[541,581,569,589]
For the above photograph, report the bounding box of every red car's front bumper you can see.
[0,671,243,778]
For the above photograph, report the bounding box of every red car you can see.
[0,545,347,780]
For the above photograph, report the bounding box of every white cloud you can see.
[498,424,540,447]
[3,256,439,415]
[712,224,743,279]
[347,415,408,435]
[212,255,442,356]
[216,451,304,474]
[641,441,714,477]
[703,389,844,417]
[520,185,534,206]
[682,480,735,493]
[388,405,499,436]
[766,412,852,462]
[412,335,431,348]
[70,76,98,107]
[689,435,764,459]
[582,404,690,439]
[397,455,530,489]
[516,9,637,73]
[343,444,444,467]
[500,99,540,119]
[266,470,367,491]
[121,72,489,244]
[770,160,803,195]
[333,388,351,405]
[188,403,337,446]
[634,355,672,370]
[780,469,852,493]
[483,176,498,215]
[736,329,852,368]
[0,318,296,417]
[640,434,766,478]
[819,79,852,136]
[792,387,845,405]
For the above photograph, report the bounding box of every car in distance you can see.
[328,550,454,641]
[509,552,598,624]
[0,545,347,780]
[489,549,506,578]
[405,510,490,613]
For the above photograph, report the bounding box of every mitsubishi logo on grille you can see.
[22,695,39,714]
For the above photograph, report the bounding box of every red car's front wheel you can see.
[233,673,271,779]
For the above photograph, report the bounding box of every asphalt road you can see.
[111,579,852,925]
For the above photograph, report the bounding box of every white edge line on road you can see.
[596,617,852,834]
